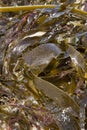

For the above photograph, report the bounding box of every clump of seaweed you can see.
[0,0,87,130]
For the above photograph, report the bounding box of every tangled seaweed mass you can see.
[0,0,87,130]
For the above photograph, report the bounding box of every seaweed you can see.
[0,0,87,130]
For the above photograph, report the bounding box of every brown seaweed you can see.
[0,0,87,130]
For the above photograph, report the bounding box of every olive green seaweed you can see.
[0,4,87,18]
